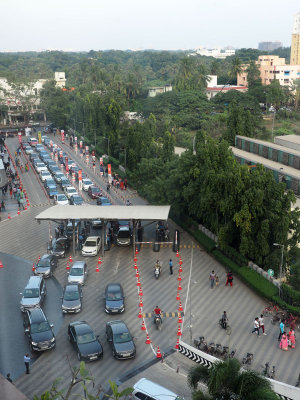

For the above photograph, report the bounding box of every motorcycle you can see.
[154,314,162,330]
[154,266,160,279]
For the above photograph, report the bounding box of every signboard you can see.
[18,132,22,144]
[38,131,42,144]
[107,163,112,182]
[61,130,65,143]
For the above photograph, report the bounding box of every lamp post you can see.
[271,109,276,143]
[103,137,110,156]
[273,243,284,297]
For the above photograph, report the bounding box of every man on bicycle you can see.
[221,311,228,329]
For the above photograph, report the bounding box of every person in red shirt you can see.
[154,306,162,323]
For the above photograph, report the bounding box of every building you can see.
[290,12,300,65]
[190,47,235,59]
[148,85,172,97]
[121,111,144,123]
[237,55,300,89]
[54,72,66,88]
[258,41,283,51]
[206,75,248,99]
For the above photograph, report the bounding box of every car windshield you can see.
[64,288,79,300]
[118,231,130,239]
[68,188,76,193]
[84,180,92,185]
[31,321,51,334]
[92,187,99,192]
[113,331,132,343]
[38,260,50,267]
[57,195,67,200]
[77,332,96,344]
[70,267,83,276]
[52,240,65,250]
[107,290,122,301]
[23,288,39,298]
[84,240,96,247]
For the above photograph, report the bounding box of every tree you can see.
[223,101,245,145]
[246,60,261,88]
[188,358,278,400]
[266,80,287,110]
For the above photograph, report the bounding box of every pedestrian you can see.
[1,200,5,211]
[6,373,13,383]
[279,333,288,351]
[209,270,216,289]
[169,259,173,275]
[259,314,267,335]
[124,178,128,190]
[278,320,285,341]
[55,226,60,239]
[251,317,260,336]
[288,328,296,349]
[9,186,13,199]
[226,271,233,287]
[215,275,219,287]
[24,353,30,374]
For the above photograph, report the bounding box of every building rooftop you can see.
[236,135,300,158]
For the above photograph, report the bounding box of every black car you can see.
[60,177,71,189]
[61,284,82,313]
[33,254,58,278]
[70,195,84,205]
[105,283,125,314]
[48,237,70,258]
[68,321,103,361]
[106,320,135,359]
[23,308,56,352]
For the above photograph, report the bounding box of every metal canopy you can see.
[35,204,171,222]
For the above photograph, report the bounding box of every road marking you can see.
[142,311,184,318]
[114,261,120,275]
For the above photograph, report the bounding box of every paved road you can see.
[0,135,299,399]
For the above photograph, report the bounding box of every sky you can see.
[1,0,300,52]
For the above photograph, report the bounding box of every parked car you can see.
[47,185,59,198]
[82,178,93,191]
[55,193,69,206]
[64,186,78,199]
[105,283,125,314]
[97,196,112,206]
[54,171,64,183]
[40,170,52,182]
[70,194,84,205]
[20,276,46,312]
[68,321,103,361]
[33,254,58,278]
[24,145,33,154]
[88,185,102,199]
[81,236,101,257]
[35,162,47,173]
[50,165,60,175]
[106,320,136,359]
[60,177,71,189]
[36,144,44,152]
[23,308,55,352]
[61,284,82,314]
[48,237,70,258]
[115,226,132,247]
[68,261,88,285]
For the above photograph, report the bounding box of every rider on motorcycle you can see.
[154,305,162,324]
[154,260,162,273]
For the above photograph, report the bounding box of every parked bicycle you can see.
[242,353,253,366]
[262,304,279,316]
[262,362,276,379]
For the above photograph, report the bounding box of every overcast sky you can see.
[1,0,299,52]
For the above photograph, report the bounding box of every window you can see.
[284,79,289,84]
[284,71,290,76]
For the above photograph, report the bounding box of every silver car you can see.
[20,276,46,312]
[68,261,88,285]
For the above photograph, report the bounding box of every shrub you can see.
[271,296,300,316]
[280,283,300,307]
[238,267,278,299]
[192,231,216,252]
[211,249,241,274]
[220,245,248,267]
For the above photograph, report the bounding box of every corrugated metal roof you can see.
[35,205,171,221]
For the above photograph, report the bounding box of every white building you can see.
[190,47,235,59]
[148,85,172,97]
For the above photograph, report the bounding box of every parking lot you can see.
[0,134,299,399]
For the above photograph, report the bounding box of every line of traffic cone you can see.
[175,338,180,349]
[177,326,182,336]
[66,261,70,270]
[138,308,143,318]
[7,213,11,220]
[141,320,146,331]
[176,291,181,301]
[17,209,20,215]
[135,269,140,278]
[32,263,35,272]
[179,258,183,266]
[177,282,182,291]
[139,288,143,297]
[136,277,141,286]
[176,249,179,257]
[69,255,72,263]
[179,265,183,273]
[96,265,100,272]
[97,256,102,265]
[178,312,183,324]
[177,273,182,281]
[178,301,183,312]
[134,262,138,270]
[145,333,151,344]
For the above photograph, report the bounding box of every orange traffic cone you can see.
[139,298,143,307]
[136,277,141,286]
[177,326,182,336]
[135,269,140,278]
[175,338,180,349]
[0,260,3,268]
[179,258,183,265]
[179,265,183,273]
[37,256,41,262]
[96,265,100,272]
[32,263,35,272]
[178,312,183,324]
[176,249,179,257]
[66,261,70,270]
[69,255,72,263]
[141,320,146,331]
[178,302,183,312]
[17,209,20,215]
[177,273,182,281]
[176,292,181,301]
[139,288,143,297]
[156,346,162,359]
[134,262,138,270]
[25,205,27,211]
[138,308,143,318]
[7,213,11,220]
[134,255,137,262]
[135,247,139,255]
[145,334,151,344]
[97,256,102,265]
[177,282,182,291]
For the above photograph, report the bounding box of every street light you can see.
[103,137,110,156]
[273,243,284,297]
[271,109,276,143]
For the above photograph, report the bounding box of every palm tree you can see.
[188,358,278,400]
[219,57,243,93]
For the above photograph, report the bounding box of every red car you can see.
[88,185,102,199]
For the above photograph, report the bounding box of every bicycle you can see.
[284,313,298,328]
[271,311,286,325]
[262,304,279,316]
[262,362,276,379]
[242,353,253,366]
[219,319,232,335]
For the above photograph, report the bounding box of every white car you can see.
[64,186,78,199]
[55,194,69,205]
[42,135,49,143]
[82,178,93,191]
[81,236,102,257]
[40,170,52,182]
[36,144,44,152]
[35,162,48,173]
[24,146,33,154]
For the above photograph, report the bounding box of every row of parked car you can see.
[20,256,135,360]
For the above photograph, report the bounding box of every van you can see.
[20,276,46,312]
[132,378,184,400]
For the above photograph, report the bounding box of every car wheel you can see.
[112,350,116,358]
[77,352,81,361]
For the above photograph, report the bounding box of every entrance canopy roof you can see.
[35,205,171,222]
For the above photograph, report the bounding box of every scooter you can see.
[154,266,160,279]
[154,314,162,330]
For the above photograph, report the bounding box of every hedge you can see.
[280,283,300,308]
[271,295,300,315]
[191,230,216,253]
[220,245,248,267]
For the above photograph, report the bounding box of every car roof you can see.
[85,236,100,241]
[69,320,90,331]
[106,283,122,292]
[27,308,46,323]
[107,320,128,333]
[64,283,80,291]
[25,275,43,288]
[40,254,52,261]
[133,379,180,399]
[72,261,86,267]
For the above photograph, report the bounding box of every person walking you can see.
[9,186,13,199]
[169,259,173,275]
[288,328,296,349]
[278,320,285,341]
[251,317,260,336]
[280,333,288,351]
[259,314,267,335]
[209,270,216,289]
[226,271,233,287]
[24,354,30,374]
